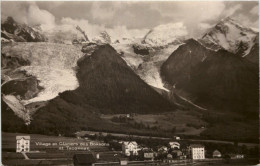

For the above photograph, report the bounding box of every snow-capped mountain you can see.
[130,23,187,56]
[2,43,84,106]
[142,23,187,48]
[201,17,258,57]
[136,44,181,91]
[1,16,47,42]
[112,42,144,69]
[109,23,188,91]
[92,31,111,44]
[112,39,182,91]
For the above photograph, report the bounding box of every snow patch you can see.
[20,66,79,105]
[2,43,84,104]
[112,43,144,69]
[202,17,258,56]
[143,23,187,47]
[136,45,180,91]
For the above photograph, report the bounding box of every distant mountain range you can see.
[1,17,47,42]
[160,17,258,116]
[1,16,259,139]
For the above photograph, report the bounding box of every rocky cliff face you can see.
[73,44,176,114]
[1,17,47,42]
[161,39,212,87]
[161,39,258,116]
[201,17,258,58]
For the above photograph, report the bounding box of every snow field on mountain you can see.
[112,41,181,91]
[136,45,181,91]
[20,66,79,105]
[202,17,258,56]
[112,43,144,69]
[143,23,187,47]
[2,43,84,104]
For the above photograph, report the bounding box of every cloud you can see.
[149,1,227,37]
[59,17,105,40]
[56,17,149,42]
[198,23,213,31]
[250,6,259,15]
[106,26,149,42]
[1,2,56,31]
[1,1,258,39]
[27,4,56,30]
[90,2,116,20]
[222,4,242,17]
[1,1,30,24]
[234,14,259,30]
[151,1,225,22]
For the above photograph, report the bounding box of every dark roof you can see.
[73,153,96,164]
[189,144,204,148]
[213,150,221,155]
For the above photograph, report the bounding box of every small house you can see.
[179,155,187,160]
[118,158,128,165]
[122,141,139,156]
[172,149,182,157]
[213,150,221,158]
[174,136,181,140]
[16,136,30,153]
[188,144,205,160]
[167,153,173,159]
[143,149,154,161]
[73,153,96,166]
[169,142,180,149]
[158,146,168,153]
[163,154,174,163]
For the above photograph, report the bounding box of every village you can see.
[10,132,256,166]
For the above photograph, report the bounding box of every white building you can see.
[169,142,180,149]
[16,136,30,152]
[174,136,181,140]
[213,150,221,158]
[122,141,139,156]
[158,146,168,153]
[189,144,205,160]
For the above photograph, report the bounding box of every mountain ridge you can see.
[1,16,47,42]
[161,39,258,116]
[200,17,258,59]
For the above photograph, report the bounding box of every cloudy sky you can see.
[1,1,259,38]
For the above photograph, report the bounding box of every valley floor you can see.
[2,132,258,166]
[100,110,207,136]
[77,130,258,148]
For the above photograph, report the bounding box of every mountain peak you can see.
[201,17,258,57]
[185,38,200,45]
[217,17,257,33]
[1,16,47,42]
[142,23,187,48]
[220,16,234,23]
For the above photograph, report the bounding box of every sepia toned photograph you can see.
[1,1,259,165]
